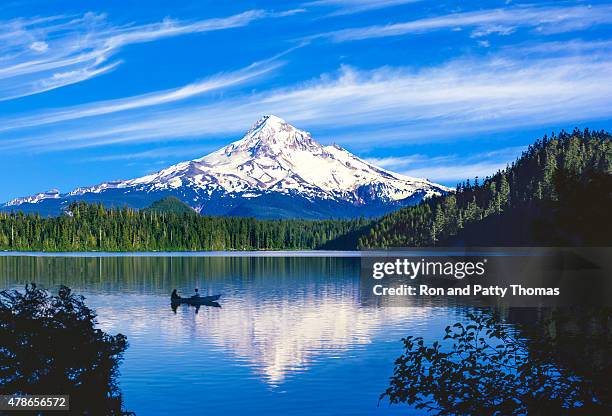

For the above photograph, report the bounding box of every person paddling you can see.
[171,289,180,300]
[192,288,200,298]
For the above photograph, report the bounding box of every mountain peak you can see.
[257,114,286,127]
[246,115,289,136]
[225,115,319,157]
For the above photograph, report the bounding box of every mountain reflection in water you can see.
[0,255,462,415]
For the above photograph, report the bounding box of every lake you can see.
[0,254,466,415]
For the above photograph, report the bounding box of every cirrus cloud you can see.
[0,9,298,101]
[314,4,612,42]
[2,40,612,154]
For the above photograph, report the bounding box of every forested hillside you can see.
[0,202,369,251]
[359,129,612,247]
[143,196,195,215]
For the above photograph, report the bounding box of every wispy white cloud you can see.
[367,147,525,184]
[315,4,612,42]
[505,38,612,55]
[304,0,421,15]
[403,161,508,184]
[29,41,49,52]
[0,58,282,132]
[84,145,218,162]
[0,9,292,101]
[2,40,612,153]
[364,154,426,170]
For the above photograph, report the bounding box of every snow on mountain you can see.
[6,189,61,206]
[2,115,451,218]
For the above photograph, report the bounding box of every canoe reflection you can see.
[171,300,221,313]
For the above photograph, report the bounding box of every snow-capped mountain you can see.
[3,115,451,218]
[5,189,61,206]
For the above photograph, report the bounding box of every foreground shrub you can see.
[0,284,129,415]
[382,312,608,415]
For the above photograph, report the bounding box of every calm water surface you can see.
[0,255,465,415]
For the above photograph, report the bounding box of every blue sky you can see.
[2,0,612,201]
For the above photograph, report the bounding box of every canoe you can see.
[171,294,221,305]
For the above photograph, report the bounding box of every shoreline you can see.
[0,248,546,257]
[0,250,364,257]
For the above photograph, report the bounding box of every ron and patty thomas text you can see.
[370,258,560,297]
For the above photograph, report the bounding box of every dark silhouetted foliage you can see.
[381,311,609,415]
[0,284,129,415]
